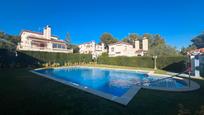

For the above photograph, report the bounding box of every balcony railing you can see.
[17,45,73,53]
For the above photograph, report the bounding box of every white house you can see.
[189,48,204,77]
[78,41,107,58]
[17,25,73,53]
[108,37,148,57]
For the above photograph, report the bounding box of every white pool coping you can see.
[140,76,200,92]
[31,66,200,105]
[31,68,141,105]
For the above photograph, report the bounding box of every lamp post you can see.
[15,51,18,57]
[187,52,191,88]
[153,56,157,70]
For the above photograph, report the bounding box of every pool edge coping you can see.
[34,66,201,91]
[31,66,201,105]
[30,69,141,106]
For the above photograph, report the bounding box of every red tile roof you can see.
[29,36,65,43]
[190,48,204,54]
[196,48,204,53]
[20,30,58,38]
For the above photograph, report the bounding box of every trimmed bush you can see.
[97,55,187,72]
[97,56,154,68]
[20,51,92,65]
[0,49,187,73]
[0,49,92,68]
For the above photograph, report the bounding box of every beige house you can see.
[78,41,107,58]
[17,25,73,53]
[108,37,148,57]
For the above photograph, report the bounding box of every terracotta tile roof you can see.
[200,48,204,53]
[29,36,65,43]
[20,30,58,38]
[190,48,204,54]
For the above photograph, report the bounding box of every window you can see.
[139,41,143,49]
[86,44,90,48]
[62,45,65,49]
[31,40,47,48]
[53,43,66,49]
[125,46,127,51]
[111,47,114,52]
[58,44,62,48]
[53,43,58,48]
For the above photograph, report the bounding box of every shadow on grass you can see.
[162,60,186,73]
[0,49,44,68]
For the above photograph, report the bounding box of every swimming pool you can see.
[32,66,200,105]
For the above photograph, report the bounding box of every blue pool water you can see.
[34,67,188,97]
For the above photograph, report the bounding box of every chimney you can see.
[135,40,140,50]
[43,25,51,39]
[142,37,148,51]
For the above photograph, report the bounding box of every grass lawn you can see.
[80,63,168,74]
[0,67,204,115]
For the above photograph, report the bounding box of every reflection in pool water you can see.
[34,67,189,96]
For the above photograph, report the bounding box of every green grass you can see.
[0,68,204,115]
[80,64,168,74]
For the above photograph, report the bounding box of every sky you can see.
[0,0,204,49]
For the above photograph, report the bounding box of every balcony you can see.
[17,45,73,53]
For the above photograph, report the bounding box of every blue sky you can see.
[0,0,204,49]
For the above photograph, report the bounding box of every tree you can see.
[122,37,129,43]
[65,32,71,48]
[143,33,153,39]
[129,33,139,42]
[148,44,180,56]
[0,32,4,38]
[0,32,20,50]
[192,32,204,48]
[69,44,79,53]
[122,33,139,45]
[180,31,204,55]
[180,45,197,55]
[150,34,165,47]
[100,32,118,48]
[146,34,181,56]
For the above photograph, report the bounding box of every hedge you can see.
[97,56,188,73]
[20,51,92,65]
[0,49,188,73]
[0,49,92,68]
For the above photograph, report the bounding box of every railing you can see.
[17,46,73,53]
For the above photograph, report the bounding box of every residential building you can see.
[108,37,148,57]
[189,48,204,77]
[17,25,73,53]
[78,41,107,58]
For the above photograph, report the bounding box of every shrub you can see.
[20,51,92,66]
[0,49,92,68]
[97,55,187,72]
